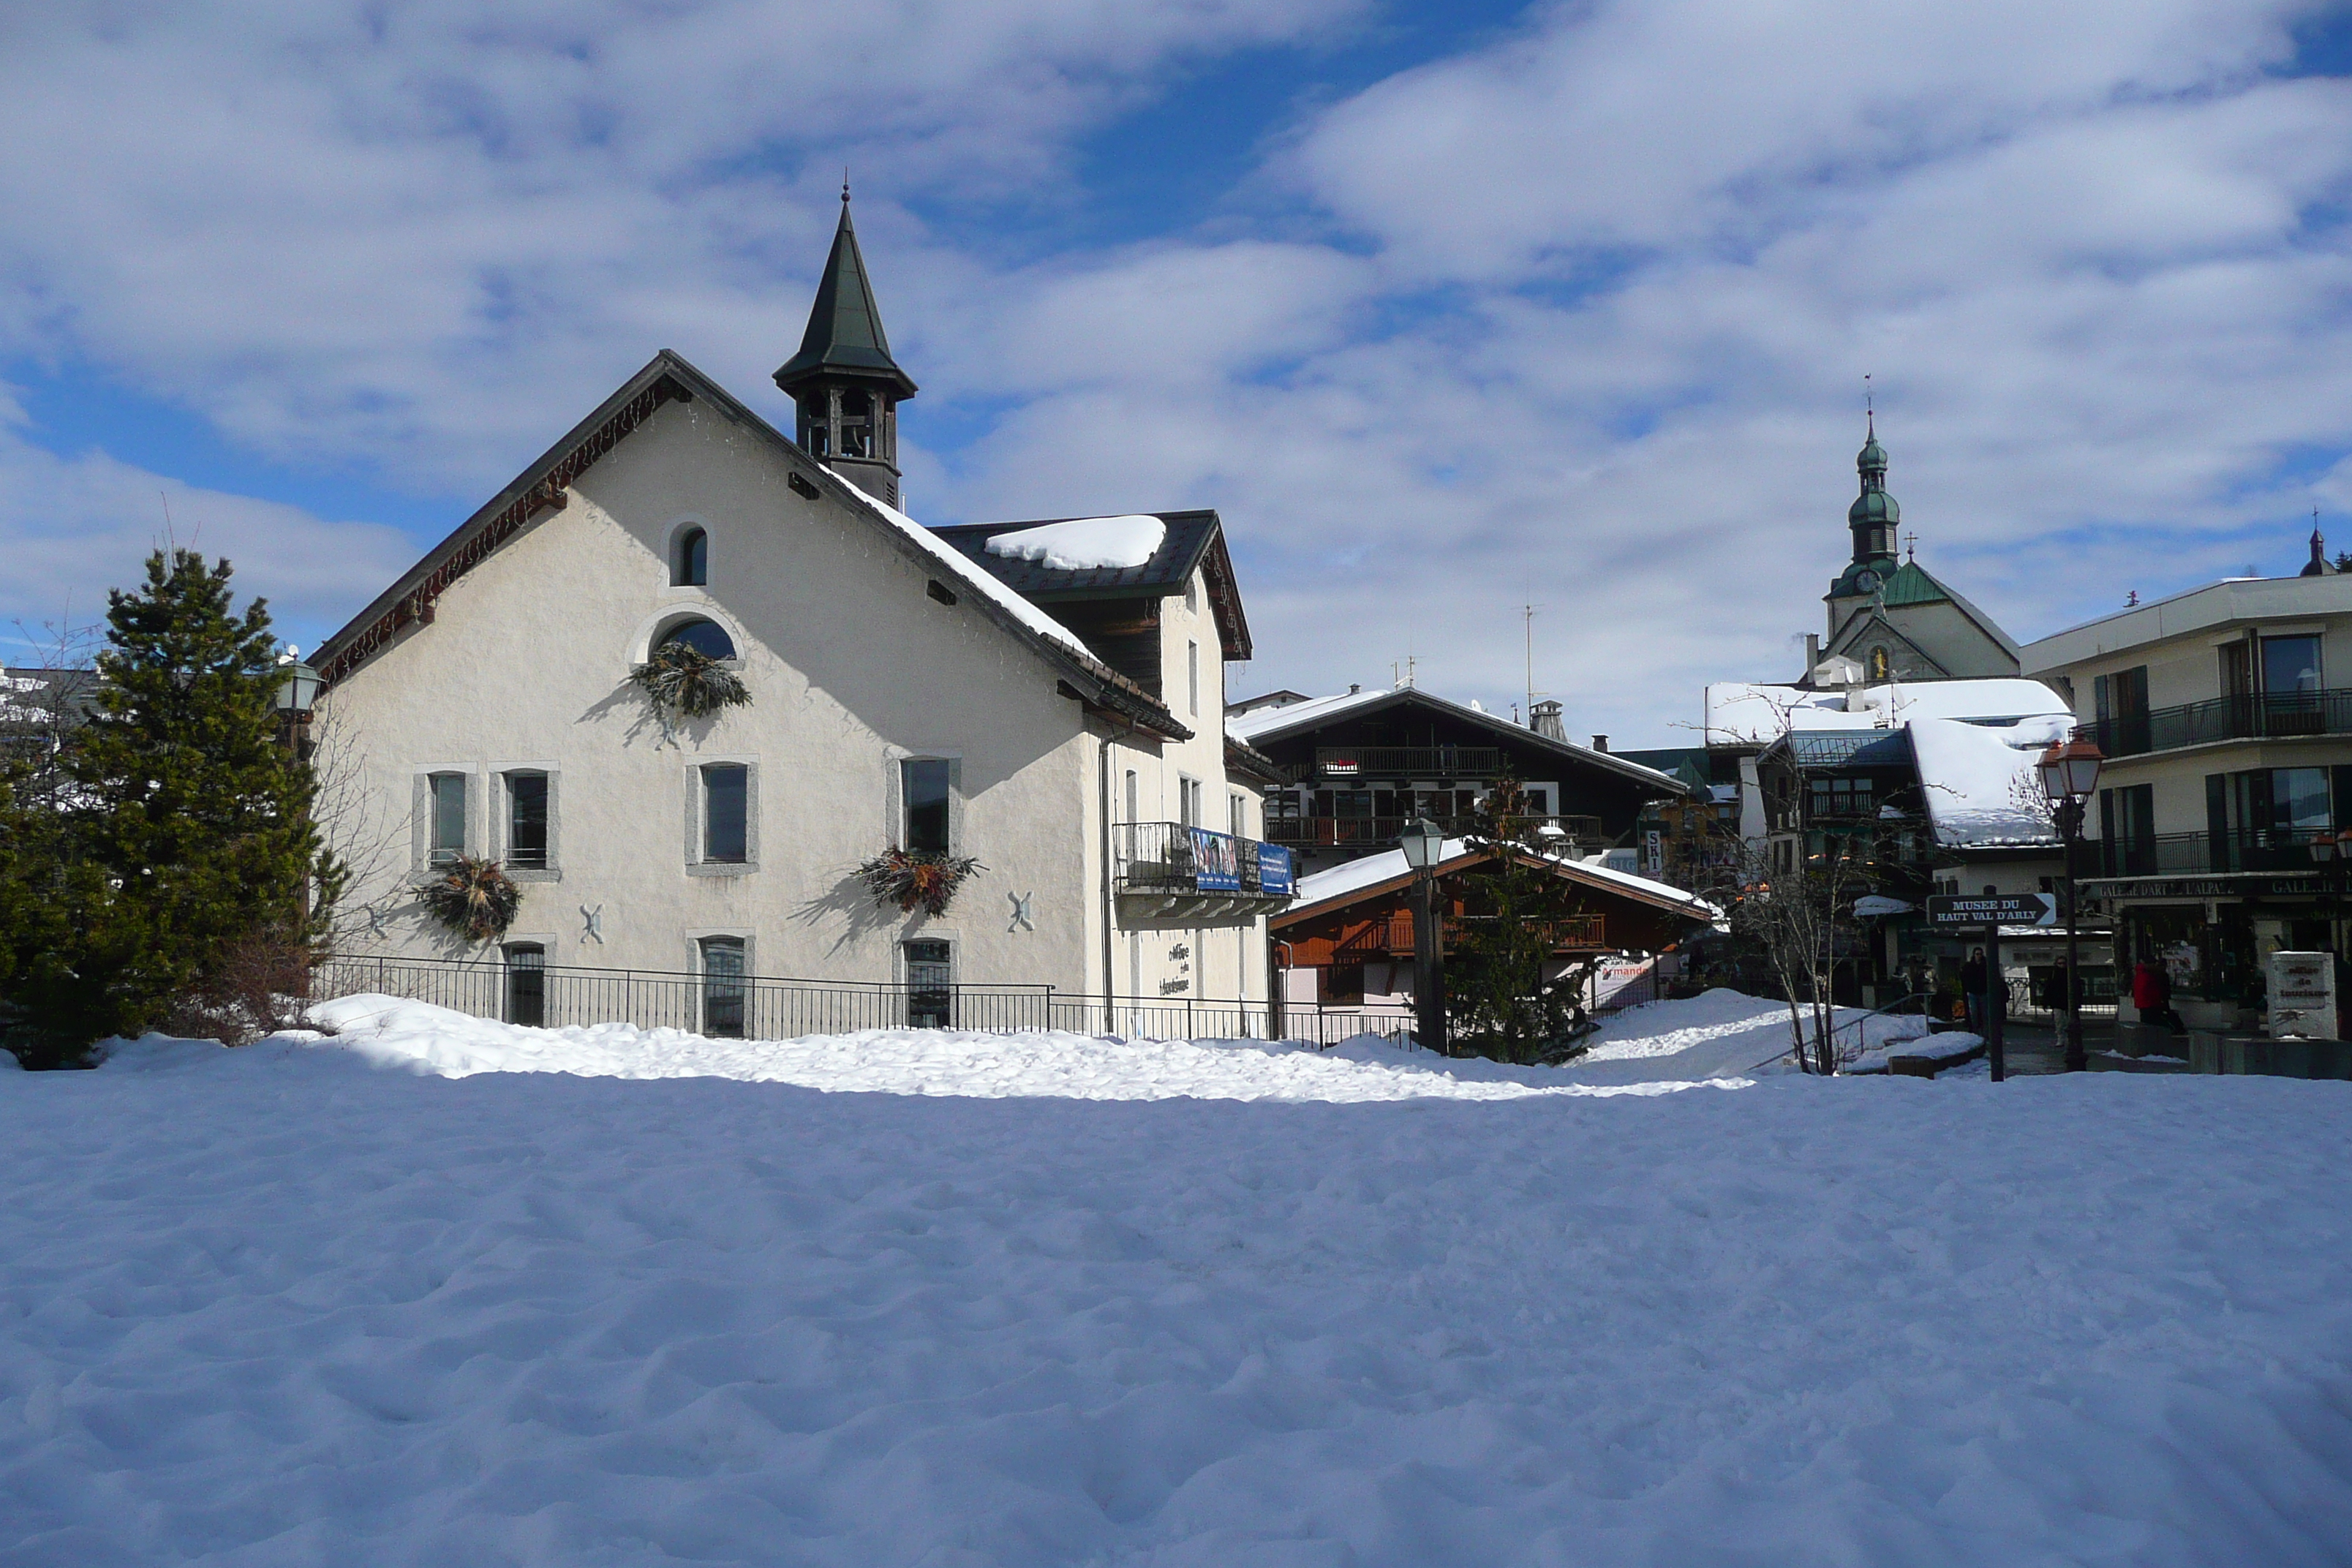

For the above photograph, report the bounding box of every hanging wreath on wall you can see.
[419,856,524,942]
[856,847,984,917]
[630,642,750,720]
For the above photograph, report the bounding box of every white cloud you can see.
[5,0,2352,748]
[0,408,415,659]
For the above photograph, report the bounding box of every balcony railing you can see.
[1264,813,1604,848]
[2085,689,2352,760]
[2091,825,2343,878]
[1300,745,1505,780]
[1331,910,1609,957]
[1115,822,1296,902]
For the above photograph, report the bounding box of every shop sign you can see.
[1926,893,2058,928]
[2267,950,2339,1041]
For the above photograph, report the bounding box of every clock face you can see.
[1856,569,1882,592]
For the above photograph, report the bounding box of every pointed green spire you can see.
[774,189,918,399]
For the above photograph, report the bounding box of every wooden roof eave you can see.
[1272,847,1714,930]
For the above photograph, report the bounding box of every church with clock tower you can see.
[1806,418,2022,685]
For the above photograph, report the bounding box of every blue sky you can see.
[4,1,2352,746]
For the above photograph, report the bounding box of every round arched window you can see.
[674,526,708,587]
[659,617,736,660]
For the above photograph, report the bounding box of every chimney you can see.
[1349,683,1360,695]
[1530,699,1566,741]
[1591,734,1609,753]
[1804,633,1820,682]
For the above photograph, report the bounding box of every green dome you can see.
[1848,487,1899,527]
[1858,434,1888,471]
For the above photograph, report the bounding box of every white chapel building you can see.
[313,195,1289,1030]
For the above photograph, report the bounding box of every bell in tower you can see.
[774,184,919,508]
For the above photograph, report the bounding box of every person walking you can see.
[2133,957,2185,1036]
[1961,948,1989,1035]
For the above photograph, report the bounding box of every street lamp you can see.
[2038,731,2106,1072]
[274,649,322,720]
[1399,815,1450,1056]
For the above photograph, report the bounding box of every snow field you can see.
[307,995,1744,1101]
[2,1018,2349,1564]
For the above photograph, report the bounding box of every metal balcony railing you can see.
[2091,825,2345,878]
[1302,745,1506,780]
[2084,689,2352,760]
[1113,822,1297,900]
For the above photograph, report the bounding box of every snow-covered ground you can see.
[4,1003,2349,1564]
[301,994,1741,1102]
[1562,988,1932,1083]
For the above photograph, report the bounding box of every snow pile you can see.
[1848,1030,1984,1074]
[309,995,1736,1102]
[5,1032,2351,1563]
[1567,989,1932,1084]
[984,513,1166,572]
[1909,713,2074,847]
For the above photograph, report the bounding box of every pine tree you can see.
[1445,781,1597,1064]
[6,551,342,1055]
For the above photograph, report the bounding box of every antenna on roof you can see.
[1523,603,1544,720]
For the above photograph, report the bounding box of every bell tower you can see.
[774,185,919,508]
[1828,415,1901,604]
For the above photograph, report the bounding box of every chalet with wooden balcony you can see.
[1270,837,1715,1010]
[1225,685,1690,877]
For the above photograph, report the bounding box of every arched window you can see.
[674,526,707,587]
[658,617,736,660]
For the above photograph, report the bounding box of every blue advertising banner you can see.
[1189,827,1242,892]
[1256,842,1295,897]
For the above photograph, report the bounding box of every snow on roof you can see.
[1229,686,1688,792]
[1291,840,1717,920]
[1704,679,2070,746]
[1908,714,2074,848]
[983,514,1166,572]
[859,492,1096,663]
[1226,685,1396,742]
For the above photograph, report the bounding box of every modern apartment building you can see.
[2021,559,2352,1023]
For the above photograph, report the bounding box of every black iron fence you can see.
[314,954,1417,1048]
[2085,688,2352,760]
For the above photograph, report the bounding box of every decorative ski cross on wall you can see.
[580,904,604,943]
[1006,891,1034,933]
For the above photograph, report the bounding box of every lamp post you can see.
[1400,815,1450,1056]
[273,649,321,755]
[2310,830,2349,948]
[2038,731,2106,1072]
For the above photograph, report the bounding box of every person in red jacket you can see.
[2133,958,2185,1035]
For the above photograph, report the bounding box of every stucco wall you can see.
[327,400,1116,995]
